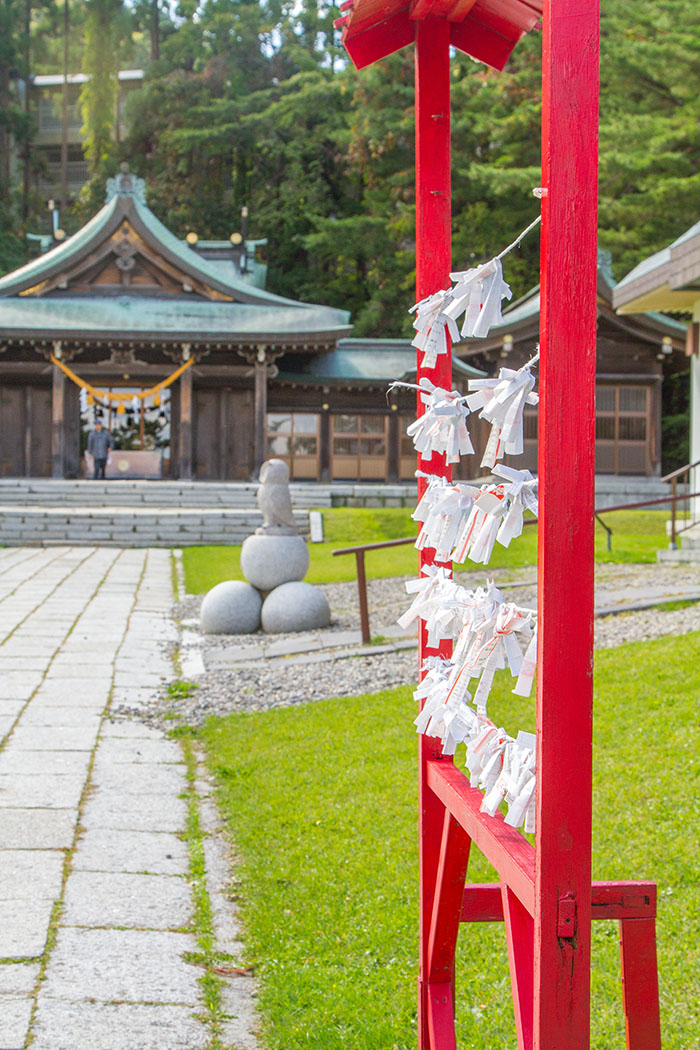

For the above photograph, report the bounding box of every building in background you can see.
[25,70,143,203]
[0,169,687,484]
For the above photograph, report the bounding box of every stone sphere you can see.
[200,580,262,635]
[261,581,331,634]
[240,534,309,591]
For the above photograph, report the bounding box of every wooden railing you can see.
[660,458,700,547]
[333,485,700,640]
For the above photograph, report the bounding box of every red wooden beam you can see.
[342,10,414,68]
[460,882,657,923]
[426,761,536,916]
[619,918,662,1050]
[534,0,599,1044]
[415,21,454,1048]
[450,15,520,70]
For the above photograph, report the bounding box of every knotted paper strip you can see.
[466,357,539,469]
[409,258,513,370]
[403,378,474,463]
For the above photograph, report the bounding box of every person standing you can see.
[87,420,113,479]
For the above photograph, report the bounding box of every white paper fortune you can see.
[405,378,474,463]
[466,360,539,469]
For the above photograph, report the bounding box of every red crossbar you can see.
[460,882,657,923]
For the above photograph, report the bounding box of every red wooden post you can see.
[535,0,599,1045]
[619,918,662,1050]
[414,18,453,1047]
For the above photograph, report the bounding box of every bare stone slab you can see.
[62,871,191,929]
[0,851,65,899]
[81,789,186,834]
[100,721,164,740]
[0,673,43,700]
[0,808,76,849]
[40,928,200,1004]
[93,738,183,766]
[0,774,85,809]
[220,980,261,1050]
[73,828,187,875]
[90,762,184,796]
[0,995,33,1049]
[30,1000,208,1050]
[33,680,111,706]
[0,961,40,994]
[0,750,91,777]
[9,726,99,751]
[0,899,53,958]
[19,705,103,727]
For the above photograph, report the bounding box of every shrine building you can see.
[0,169,687,484]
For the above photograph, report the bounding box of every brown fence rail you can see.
[333,490,699,642]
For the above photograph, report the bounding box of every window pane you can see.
[596,387,615,412]
[292,413,318,434]
[619,387,647,413]
[360,437,386,457]
[619,417,646,441]
[268,435,290,456]
[333,415,358,434]
[595,417,616,440]
[267,413,292,434]
[360,415,385,434]
[333,437,358,456]
[293,436,317,455]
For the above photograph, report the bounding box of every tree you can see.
[79,0,124,174]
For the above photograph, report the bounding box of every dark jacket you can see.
[88,428,113,460]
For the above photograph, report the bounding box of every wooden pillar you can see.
[179,348,193,480]
[51,362,65,479]
[387,409,400,482]
[535,0,599,1045]
[24,386,33,477]
[254,346,268,479]
[319,409,331,482]
[415,18,453,1048]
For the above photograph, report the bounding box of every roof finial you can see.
[106,164,146,205]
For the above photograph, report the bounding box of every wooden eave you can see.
[337,0,542,71]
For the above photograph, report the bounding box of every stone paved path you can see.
[0,547,258,1050]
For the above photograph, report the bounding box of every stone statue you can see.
[255,458,298,535]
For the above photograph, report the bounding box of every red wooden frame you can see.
[339,2,662,1048]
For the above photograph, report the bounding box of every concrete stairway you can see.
[658,521,700,563]
[0,479,316,546]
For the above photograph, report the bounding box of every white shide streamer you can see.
[401,578,538,831]
[412,468,537,567]
[466,353,539,470]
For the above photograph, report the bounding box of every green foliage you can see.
[200,629,700,1049]
[80,0,125,174]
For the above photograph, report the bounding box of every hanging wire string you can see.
[496,213,542,261]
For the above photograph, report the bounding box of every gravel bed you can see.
[121,562,700,727]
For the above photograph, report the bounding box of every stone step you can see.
[0,506,310,547]
[0,479,329,509]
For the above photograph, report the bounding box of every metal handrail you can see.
[332,490,700,639]
[660,457,700,484]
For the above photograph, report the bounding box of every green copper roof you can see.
[0,295,349,343]
[278,339,484,384]
[0,170,350,331]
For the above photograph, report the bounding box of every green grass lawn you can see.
[199,629,700,1050]
[182,507,675,593]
